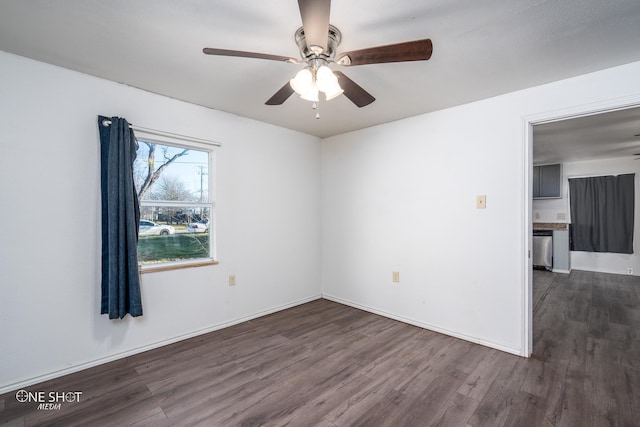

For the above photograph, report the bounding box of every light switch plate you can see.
[476,195,487,209]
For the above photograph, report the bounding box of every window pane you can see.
[134,137,213,267]
[134,141,209,202]
[138,206,211,264]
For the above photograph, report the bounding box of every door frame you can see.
[522,95,640,357]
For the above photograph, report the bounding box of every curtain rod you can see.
[567,172,636,179]
[101,119,221,147]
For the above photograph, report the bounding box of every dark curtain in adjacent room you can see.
[98,116,143,318]
[569,173,635,254]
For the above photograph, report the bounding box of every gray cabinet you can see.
[533,164,562,199]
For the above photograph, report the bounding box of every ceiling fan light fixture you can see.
[323,80,344,100]
[315,65,333,85]
[324,87,344,101]
[316,65,343,100]
[290,64,342,103]
[299,85,319,102]
[316,65,336,89]
[290,68,319,101]
[290,68,313,94]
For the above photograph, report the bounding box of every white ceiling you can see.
[1,0,640,140]
[533,106,640,164]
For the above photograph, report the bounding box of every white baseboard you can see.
[552,268,571,274]
[0,294,321,395]
[322,294,524,357]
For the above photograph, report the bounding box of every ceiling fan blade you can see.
[203,47,298,64]
[298,0,331,54]
[265,82,295,105]
[334,71,375,108]
[337,39,433,66]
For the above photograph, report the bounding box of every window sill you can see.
[139,259,219,274]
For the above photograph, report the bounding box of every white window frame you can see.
[134,128,218,273]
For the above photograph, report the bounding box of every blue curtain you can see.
[98,116,143,318]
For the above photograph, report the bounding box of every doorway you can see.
[524,100,640,356]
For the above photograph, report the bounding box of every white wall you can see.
[0,51,321,393]
[533,157,640,275]
[321,61,640,355]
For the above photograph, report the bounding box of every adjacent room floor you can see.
[1,270,639,426]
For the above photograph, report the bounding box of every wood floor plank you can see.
[501,390,546,427]
[264,373,378,427]
[541,360,591,426]
[141,351,242,396]
[387,369,468,427]
[520,357,569,399]
[427,391,480,427]
[456,349,508,400]
[466,355,528,426]
[346,389,410,427]
[322,370,411,425]
[217,349,368,426]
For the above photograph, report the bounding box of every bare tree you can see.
[149,175,196,224]
[137,142,189,200]
[152,175,195,201]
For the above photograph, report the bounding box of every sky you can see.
[134,140,209,201]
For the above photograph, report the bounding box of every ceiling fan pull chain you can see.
[314,99,321,119]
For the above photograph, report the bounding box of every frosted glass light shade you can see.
[316,65,343,100]
[315,65,334,90]
[290,68,313,94]
[323,80,344,100]
[290,65,342,103]
[300,85,319,102]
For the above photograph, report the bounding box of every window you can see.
[133,132,216,271]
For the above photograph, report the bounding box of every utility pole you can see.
[196,166,208,219]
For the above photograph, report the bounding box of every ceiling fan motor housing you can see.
[295,25,342,62]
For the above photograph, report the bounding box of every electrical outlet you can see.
[229,274,236,286]
[627,268,633,275]
[392,271,400,283]
[557,212,566,220]
[534,212,540,220]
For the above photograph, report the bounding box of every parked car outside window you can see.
[187,219,209,233]
[139,220,175,236]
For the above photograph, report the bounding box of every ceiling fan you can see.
[203,0,432,115]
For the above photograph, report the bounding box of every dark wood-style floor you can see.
[2,270,640,426]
